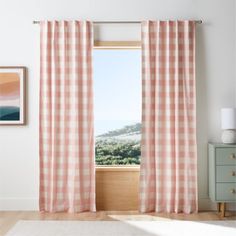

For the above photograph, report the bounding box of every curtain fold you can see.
[39,21,95,212]
[140,20,198,213]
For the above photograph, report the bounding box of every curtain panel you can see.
[140,21,198,213]
[39,21,95,212]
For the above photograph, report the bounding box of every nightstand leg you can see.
[217,203,221,212]
[220,202,226,217]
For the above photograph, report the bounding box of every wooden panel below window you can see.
[96,166,140,211]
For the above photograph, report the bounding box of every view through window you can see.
[94,49,141,165]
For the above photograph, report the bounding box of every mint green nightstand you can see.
[208,143,236,217]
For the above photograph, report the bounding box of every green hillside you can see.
[95,123,141,165]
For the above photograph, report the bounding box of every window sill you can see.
[96,165,140,172]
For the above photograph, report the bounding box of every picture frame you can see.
[0,67,26,125]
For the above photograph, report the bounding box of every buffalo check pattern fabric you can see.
[39,21,95,212]
[140,21,198,213]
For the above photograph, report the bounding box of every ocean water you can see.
[95,120,140,136]
[0,106,20,120]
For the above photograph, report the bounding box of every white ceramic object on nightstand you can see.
[221,130,236,144]
[221,108,236,144]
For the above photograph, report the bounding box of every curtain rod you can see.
[33,20,203,24]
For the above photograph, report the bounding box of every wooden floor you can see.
[1,211,236,236]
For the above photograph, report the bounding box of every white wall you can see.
[0,0,235,211]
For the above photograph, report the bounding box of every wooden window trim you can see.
[93,41,141,49]
[96,166,140,172]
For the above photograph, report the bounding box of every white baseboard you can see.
[199,198,216,211]
[227,203,236,211]
[0,197,235,212]
[0,198,38,211]
[198,198,236,211]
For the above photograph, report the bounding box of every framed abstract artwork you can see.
[0,67,26,125]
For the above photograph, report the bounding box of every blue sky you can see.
[93,49,141,135]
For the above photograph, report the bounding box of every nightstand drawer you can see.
[216,166,236,182]
[216,183,236,201]
[216,148,236,165]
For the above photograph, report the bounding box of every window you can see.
[93,48,141,165]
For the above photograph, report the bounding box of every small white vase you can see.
[221,129,236,144]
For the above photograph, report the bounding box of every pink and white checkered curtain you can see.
[140,21,198,213]
[39,21,95,212]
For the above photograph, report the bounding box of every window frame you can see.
[93,41,141,168]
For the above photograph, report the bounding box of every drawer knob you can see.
[230,189,236,194]
[229,154,236,159]
[230,171,236,176]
